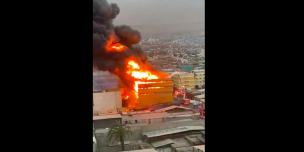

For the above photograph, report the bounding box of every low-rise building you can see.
[93,91,122,115]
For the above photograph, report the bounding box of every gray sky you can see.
[108,0,205,36]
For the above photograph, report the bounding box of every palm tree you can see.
[107,121,132,151]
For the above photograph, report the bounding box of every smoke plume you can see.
[93,0,151,88]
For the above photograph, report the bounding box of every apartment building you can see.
[171,72,195,90]
[192,69,205,88]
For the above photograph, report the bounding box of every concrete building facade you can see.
[192,69,205,88]
[137,78,173,108]
[93,91,122,114]
[172,72,195,90]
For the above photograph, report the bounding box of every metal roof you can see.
[155,105,191,112]
[171,137,191,148]
[175,147,193,152]
[140,143,154,149]
[142,126,204,138]
[151,139,174,148]
[122,112,170,121]
[185,135,202,144]
[122,149,158,152]
[93,114,122,120]
[182,126,205,131]
[143,127,187,138]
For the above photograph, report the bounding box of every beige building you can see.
[192,69,205,88]
[172,72,195,90]
[93,91,122,115]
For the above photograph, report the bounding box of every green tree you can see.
[107,121,132,151]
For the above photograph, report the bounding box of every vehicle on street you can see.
[182,99,190,105]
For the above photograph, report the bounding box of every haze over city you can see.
[93,0,205,151]
[108,0,205,37]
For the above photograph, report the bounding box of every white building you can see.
[93,91,122,114]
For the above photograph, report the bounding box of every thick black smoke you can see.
[93,0,148,88]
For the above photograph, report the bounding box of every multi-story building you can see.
[120,78,173,108]
[172,72,195,90]
[136,78,173,108]
[192,69,205,88]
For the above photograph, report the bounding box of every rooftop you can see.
[155,105,191,112]
[175,147,193,152]
[184,134,204,145]
[142,126,205,138]
[93,114,122,120]
[122,149,158,152]
[193,145,205,151]
[140,143,154,149]
[171,137,191,148]
[122,112,170,121]
[151,139,174,148]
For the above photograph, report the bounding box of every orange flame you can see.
[106,43,126,52]
[128,61,140,70]
[126,60,159,98]
[127,103,137,108]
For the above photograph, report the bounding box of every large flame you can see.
[127,60,159,98]
[106,43,127,52]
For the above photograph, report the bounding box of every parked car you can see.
[182,99,190,105]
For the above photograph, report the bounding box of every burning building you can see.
[93,0,172,108]
[122,77,173,108]
[120,61,173,108]
[136,78,173,108]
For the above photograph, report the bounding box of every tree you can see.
[107,121,132,151]
[195,85,199,89]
